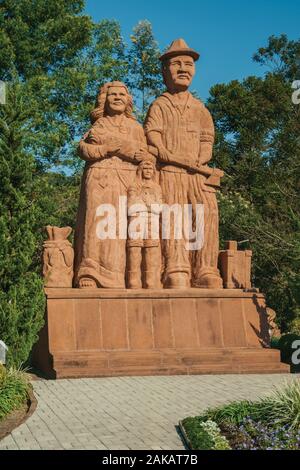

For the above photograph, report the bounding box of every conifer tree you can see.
[127,20,163,121]
[0,1,129,365]
[0,82,45,366]
[209,35,300,331]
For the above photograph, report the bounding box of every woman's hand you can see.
[134,147,152,162]
[105,136,122,155]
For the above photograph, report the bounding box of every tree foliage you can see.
[209,34,300,331]
[0,2,164,365]
[0,1,127,170]
[0,0,128,365]
[0,82,45,366]
[127,20,163,121]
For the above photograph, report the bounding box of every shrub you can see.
[0,84,45,367]
[0,364,5,382]
[270,336,281,349]
[181,417,214,450]
[181,417,231,450]
[0,276,45,367]
[278,334,300,372]
[0,367,31,421]
[182,381,300,450]
[255,380,300,429]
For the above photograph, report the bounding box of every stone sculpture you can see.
[219,240,252,289]
[43,226,74,287]
[266,308,281,338]
[127,157,163,289]
[74,81,150,289]
[57,42,248,293]
[72,42,227,290]
[144,39,223,288]
[36,39,288,379]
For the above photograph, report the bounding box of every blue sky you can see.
[85,0,300,100]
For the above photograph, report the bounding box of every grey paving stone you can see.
[0,374,297,450]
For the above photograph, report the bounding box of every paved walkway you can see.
[0,374,297,450]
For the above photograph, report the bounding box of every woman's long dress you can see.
[74,116,147,288]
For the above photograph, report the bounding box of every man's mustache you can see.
[176,72,192,78]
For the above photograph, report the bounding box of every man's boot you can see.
[165,271,190,289]
[193,268,223,289]
[144,270,161,289]
[127,246,142,288]
[127,271,142,289]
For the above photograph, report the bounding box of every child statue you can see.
[127,158,163,289]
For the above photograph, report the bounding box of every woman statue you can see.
[74,81,149,288]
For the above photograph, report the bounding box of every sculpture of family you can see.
[44,39,226,290]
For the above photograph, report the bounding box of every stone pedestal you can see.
[32,288,289,378]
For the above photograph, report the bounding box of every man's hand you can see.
[158,147,171,163]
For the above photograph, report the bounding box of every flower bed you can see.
[0,365,36,440]
[180,380,300,450]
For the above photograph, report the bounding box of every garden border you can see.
[178,420,193,450]
[0,388,37,441]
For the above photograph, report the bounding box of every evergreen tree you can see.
[0,1,128,365]
[0,82,45,366]
[0,1,127,171]
[127,20,163,121]
[209,34,300,332]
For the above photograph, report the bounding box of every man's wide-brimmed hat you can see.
[160,38,200,62]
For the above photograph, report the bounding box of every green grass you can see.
[201,400,259,426]
[256,380,300,429]
[0,365,31,421]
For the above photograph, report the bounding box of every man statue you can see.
[144,38,223,288]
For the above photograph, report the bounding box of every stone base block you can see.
[32,288,289,378]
